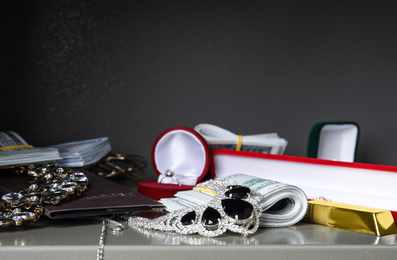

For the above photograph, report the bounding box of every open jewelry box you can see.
[138,127,212,200]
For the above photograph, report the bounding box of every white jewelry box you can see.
[307,121,359,162]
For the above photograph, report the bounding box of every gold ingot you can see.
[303,200,397,236]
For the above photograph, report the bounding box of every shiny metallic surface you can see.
[0,218,397,259]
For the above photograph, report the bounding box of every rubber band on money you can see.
[0,145,33,151]
[193,186,217,195]
[236,135,243,151]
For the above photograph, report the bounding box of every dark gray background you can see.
[2,1,397,179]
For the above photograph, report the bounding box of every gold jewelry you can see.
[84,153,146,181]
[0,164,88,227]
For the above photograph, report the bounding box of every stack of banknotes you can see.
[0,131,111,168]
[50,137,111,167]
[160,173,308,228]
[194,124,288,154]
[0,131,61,168]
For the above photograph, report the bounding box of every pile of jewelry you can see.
[129,179,263,237]
[0,164,88,227]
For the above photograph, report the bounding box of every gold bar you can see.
[303,200,397,236]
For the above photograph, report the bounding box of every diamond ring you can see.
[159,169,181,186]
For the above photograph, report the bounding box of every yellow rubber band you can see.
[0,145,33,151]
[236,135,243,151]
[193,186,216,195]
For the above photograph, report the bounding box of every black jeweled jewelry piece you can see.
[181,211,196,226]
[222,199,254,223]
[201,207,221,230]
[225,185,251,199]
[128,179,263,237]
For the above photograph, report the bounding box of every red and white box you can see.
[212,149,397,215]
[138,127,211,200]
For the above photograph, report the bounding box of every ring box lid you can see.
[307,121,359,162]
[152,127,211,186]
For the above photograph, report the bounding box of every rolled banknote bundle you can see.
[160,174,308,228]
[194,124,288,154]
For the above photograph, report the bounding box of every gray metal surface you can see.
[0,218,396,259]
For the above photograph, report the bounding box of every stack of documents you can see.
[0,131,111,168]
[194,124,288,154]
[160,174,308,228]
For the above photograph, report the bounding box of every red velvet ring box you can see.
[138,127,211,200]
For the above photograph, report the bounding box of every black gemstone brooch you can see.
[128,179,263,237]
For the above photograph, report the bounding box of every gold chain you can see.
[0,164,88,227]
